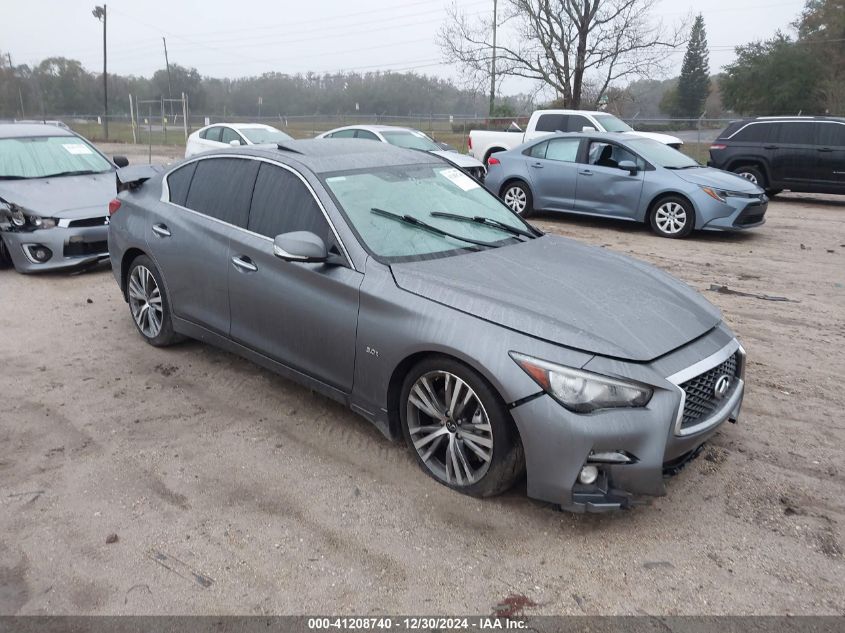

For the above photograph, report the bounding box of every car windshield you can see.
[593,114,633,133]
[239,127,293,144]
[323,164,532,261]
[381,130,442,152]
[0,135,112,179]
[625,138,699,169]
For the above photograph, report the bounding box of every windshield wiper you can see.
[43,169,104,178]
[666,164,702,170]
[0,175,29,180]
[370,208,500,249]
[430,211,538,240]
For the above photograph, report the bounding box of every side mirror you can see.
[618,160,638,174]
[113,155,129,168]
[229,139,241,147]
[582,126,597,132]
[273,231,328,263]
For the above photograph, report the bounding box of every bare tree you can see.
[441,0,686,109]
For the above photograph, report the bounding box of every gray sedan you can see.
[0,123,128,272]
[484,132,767,238]
[108,139,745,512]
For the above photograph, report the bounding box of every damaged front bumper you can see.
[1,218,110,272]
[509,324,746,513]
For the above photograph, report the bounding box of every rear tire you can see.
[733,165,766,188]
[0,236,12,269]
[649,195,695,238]
[501,181,533,218]
[126,255,181,347]
[400,356,524,498]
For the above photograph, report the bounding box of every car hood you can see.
[428,150,485,169]
[0,171,115,219]
[391,235,721,362]
[672,167,764,194]
[624,130,683,146]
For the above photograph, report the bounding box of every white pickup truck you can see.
[468,109,683,165]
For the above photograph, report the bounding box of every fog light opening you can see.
[578,465,599,485]
[24,244,53,264]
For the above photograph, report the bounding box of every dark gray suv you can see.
[708,116,845,196]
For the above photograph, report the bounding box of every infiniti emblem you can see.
[714,374,732,399]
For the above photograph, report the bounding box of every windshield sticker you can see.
[62,143,93,155]
[439,168,479,192]
[325,176,347,183]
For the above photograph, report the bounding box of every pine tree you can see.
[675,15,710,119]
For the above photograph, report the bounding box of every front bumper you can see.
[697,194,768,232]
[509,327,745,512]
[2,220,109,273]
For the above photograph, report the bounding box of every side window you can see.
[817,122,845,147]
[535,114,567,133]
[332,129,358,139]
[167,161,197,206]
[248,163,331,244]
[772,122,814,145]
[220,127,243,145]
[732,123,771,143]
[355,130,380,141]
[184,158,259,227]
[203,126,223,142]
[526,140,549,158]
[587,142,640,169]
[545,138,581,162]
[567,115,592,132]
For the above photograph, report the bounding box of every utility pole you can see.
[7,53,25,118]
[92,5,108,139]
[489,0,497,117]
[162,37,173,101]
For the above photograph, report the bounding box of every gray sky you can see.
[3,0,806,95]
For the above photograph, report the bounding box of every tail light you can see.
[108,198,122,216]
[709,144,727,151]
[487,156,501,166]
[467,136,472,150]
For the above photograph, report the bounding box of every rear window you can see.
[184,157,259,227]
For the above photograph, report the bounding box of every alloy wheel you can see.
[128,265,164,338]
[655,201,688,235]
[738,171,758,184]
[406,370,494,486]
[503,186,527,215]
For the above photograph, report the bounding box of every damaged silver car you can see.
[0,123,127,273]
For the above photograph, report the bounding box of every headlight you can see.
[10,207,26,226]
[700,186,727,203]
[510,352,653,413]
[28,215,56,229]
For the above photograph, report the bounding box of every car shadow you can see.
[773,193,845,208]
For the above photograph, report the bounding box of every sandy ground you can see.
[0,144,844,616]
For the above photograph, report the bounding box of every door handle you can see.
[152,223,171,237]
[818,147,833,152]
[530,162,543,168]
[231,255,258,273]
[579,169,593,176]
[763,145,779,149]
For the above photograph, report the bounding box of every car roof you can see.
[535,109,608,116]
[201,122,279,130]
[741,116,845,123]
[0,123,76,139]
[215,138,440,174]
[326,124,420,134]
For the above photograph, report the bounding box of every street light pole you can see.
[92,5,108,139]
[489,0,497,118]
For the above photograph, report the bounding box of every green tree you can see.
[673,14,710,118]
[795,0,845,112]
[721,33,825,115]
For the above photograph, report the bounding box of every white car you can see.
[185,123,294,157]
[316,125,486,180]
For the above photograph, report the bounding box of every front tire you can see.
[501,181,533,218]
[649,196,695,238]
[733,165,765,188]
[400,356,524,498]
[126,255,181,347]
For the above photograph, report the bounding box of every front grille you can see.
[734,202,768,226]
[678,353,739,430]
[67,216,109,228]
[64,240,108,257]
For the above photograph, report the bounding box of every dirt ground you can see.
[0,143,843,616]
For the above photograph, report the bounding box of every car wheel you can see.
[400,356,524,498]
[501,181,533,217]
[0,236,12,269]
[733,165,766,187]
[126,255,181,347]
[650,196,695,238]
